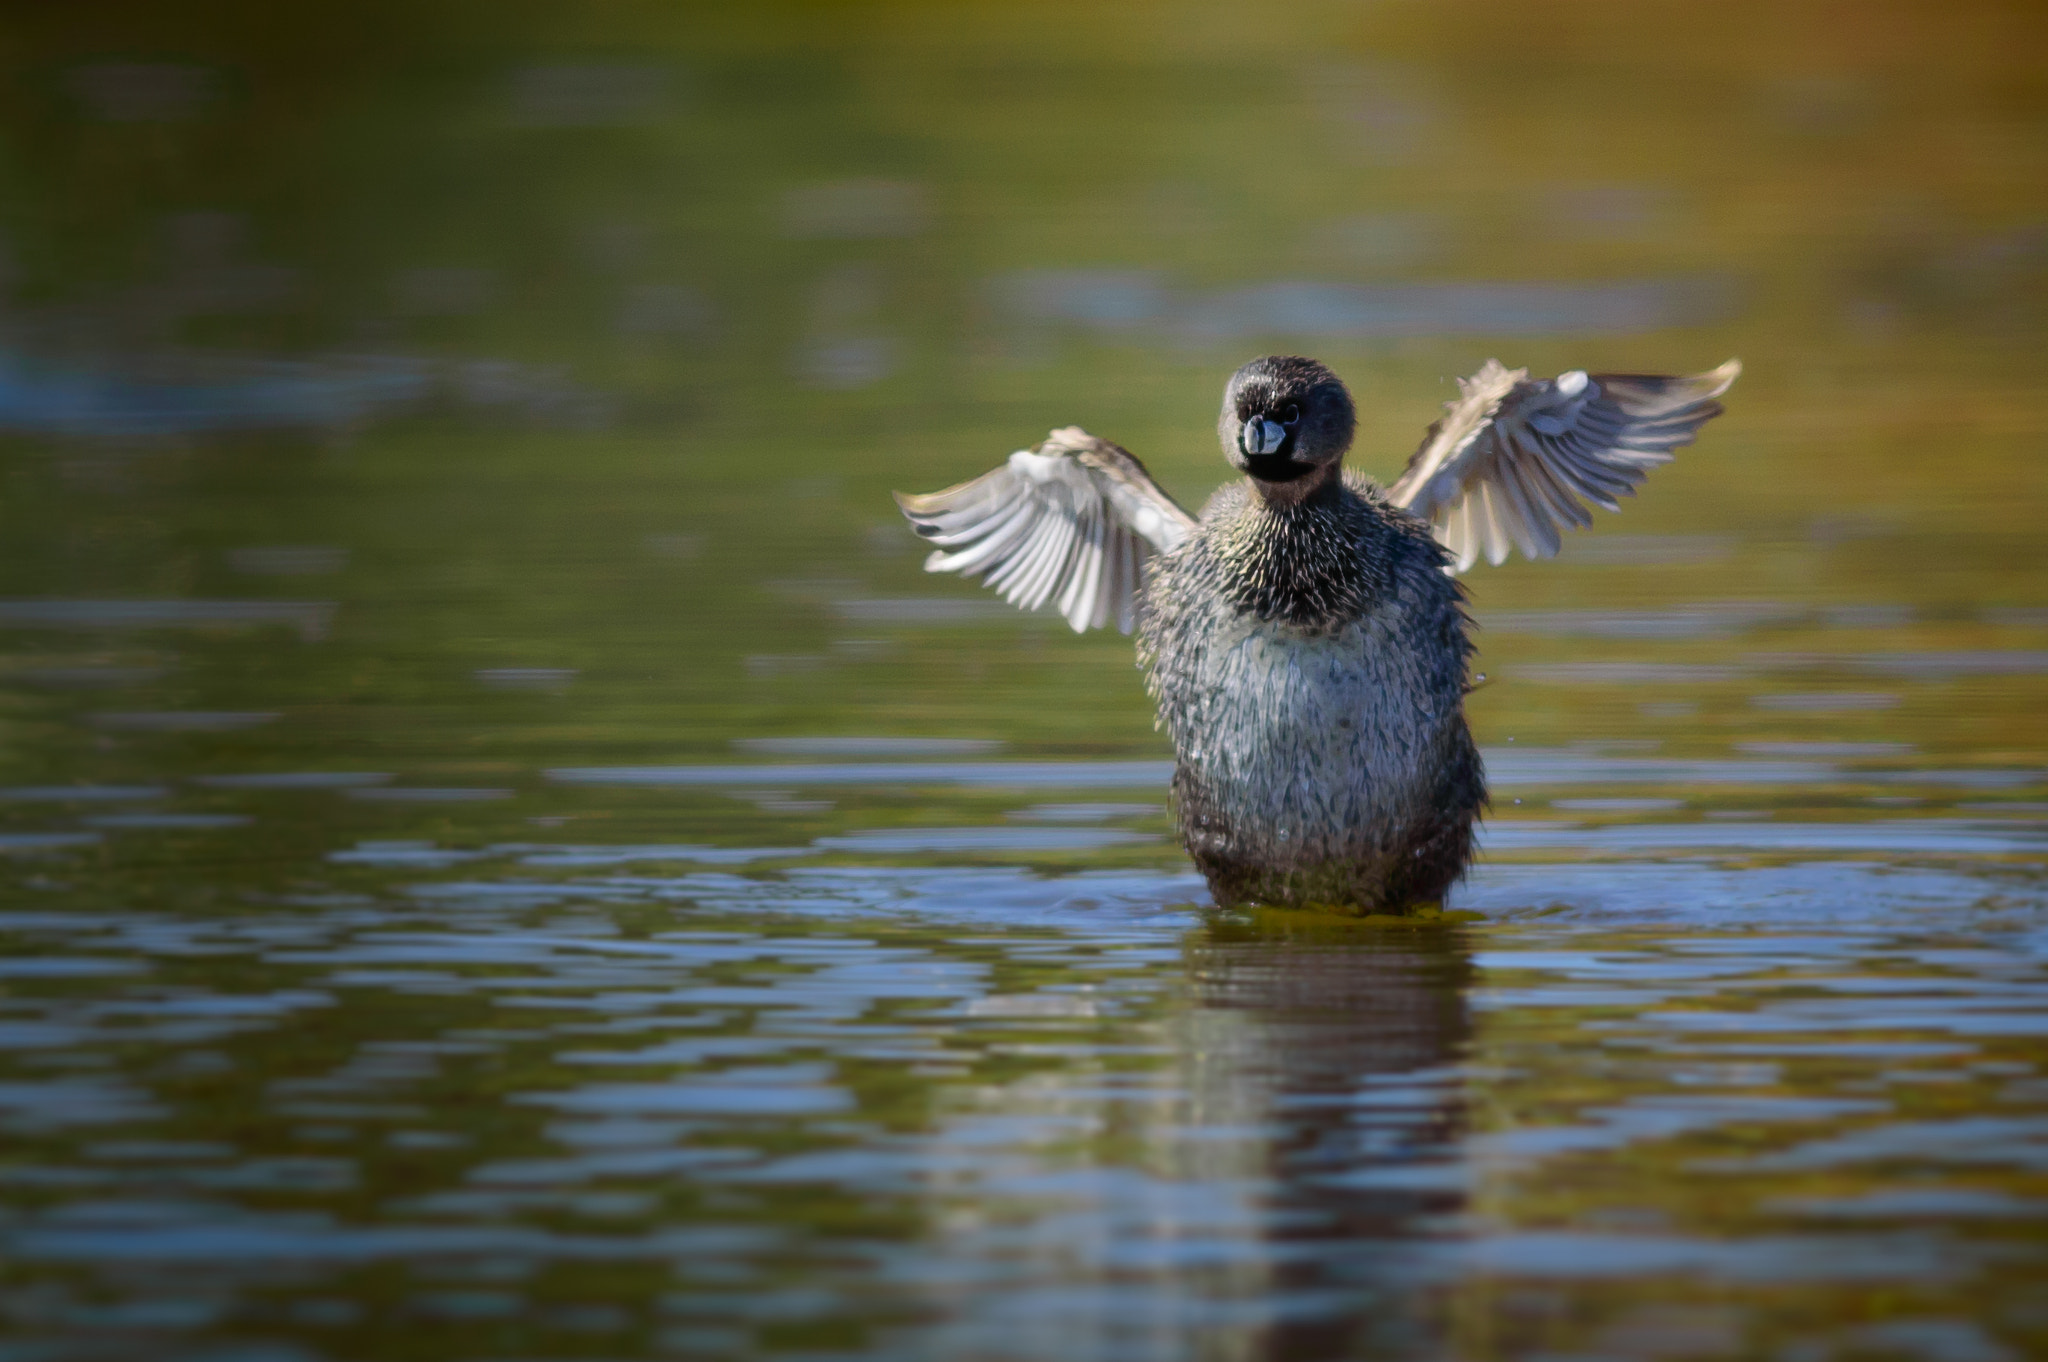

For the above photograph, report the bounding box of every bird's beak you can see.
[1240,417,1286,456]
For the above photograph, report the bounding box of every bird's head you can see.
[1218,355,1356,500]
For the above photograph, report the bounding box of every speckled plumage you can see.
[896,351,1738,913]
[1139,470,1484,910]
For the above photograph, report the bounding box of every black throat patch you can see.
[1212,481,1393,630]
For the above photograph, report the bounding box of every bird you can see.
[894,354,1739,911]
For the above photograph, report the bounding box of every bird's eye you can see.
[1279,403,1301,425]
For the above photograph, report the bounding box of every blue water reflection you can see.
[1,871,2040,1358]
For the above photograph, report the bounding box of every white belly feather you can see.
[1174,610,1448,863]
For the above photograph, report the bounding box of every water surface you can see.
[0,1,2044,1359]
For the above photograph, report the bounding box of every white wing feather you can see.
[894,427,1196,633]
[1389,358,1740,573]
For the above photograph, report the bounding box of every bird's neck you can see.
[1215,473,1387,630]
[1247,460,1342,509]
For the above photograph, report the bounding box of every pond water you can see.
[1,2,2045,1360]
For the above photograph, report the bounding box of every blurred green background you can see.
[0,0,2042,799]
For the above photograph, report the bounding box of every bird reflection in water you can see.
[1181,916,1474,1361]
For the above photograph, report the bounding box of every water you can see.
[0,1,2045,1358]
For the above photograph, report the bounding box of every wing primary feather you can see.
[1012,512,1074,610]
[1520,447,1598,530]
[1106,532,1129,633]
[985,508,1057,602]
[1075,516,1108,632]
[1090,522,1116,631]
[1096,527,1121,632]
[1446,493,1477,573]
[893,426,1194,631]
[1088,528,1115,632]
[1493,461,1553,559]
[1059,510,1106,632]
[980,504,1048,592]
[931,499,1040,572]
[1407,360,1738,572]
[918,487,1032,549]
[1480,482,1512,566]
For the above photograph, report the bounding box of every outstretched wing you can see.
[1388,358,1740,573]
[894,426,1197,633]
